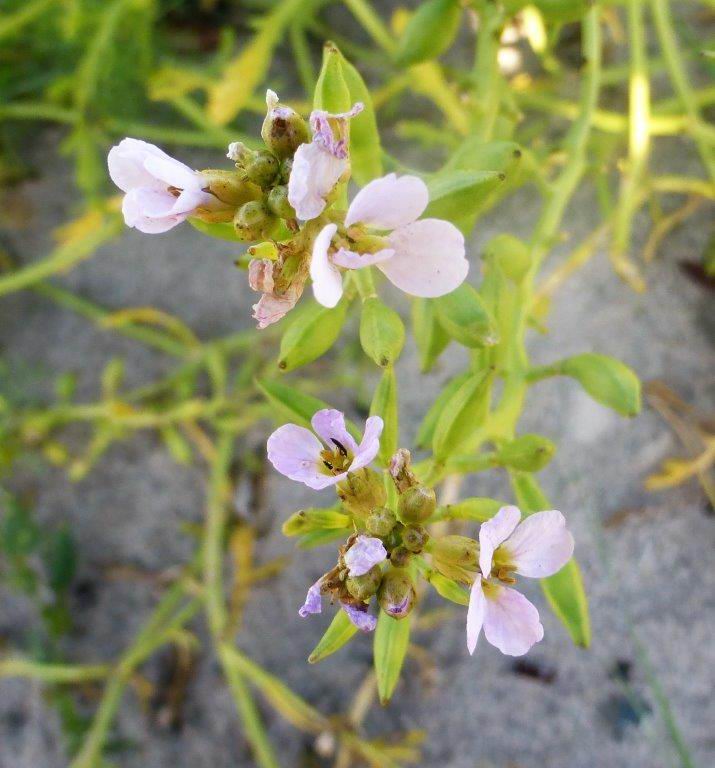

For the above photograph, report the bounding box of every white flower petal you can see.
[349,416,384,472]
[121,189,184,234]
[310,224,343,308]
[288,142,346,221]
[331,247,395,270]
[483,585,544,656]
[503,509,574,578]
[108,138,170,193]
[380,219,468,297]
[143,152,201,192]
[479,505,521,578]
[266,424,334,489]
[466,578,486,655]
[311,409,359,455]
[345,173,429,229]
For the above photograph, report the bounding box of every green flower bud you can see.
[378,568,416,619]
[402,524,428,553]
[266,185,296,220]
[430,534,478,583]
[244,150,279,188]
[279,157,293,184]
[199,170,261,207]
[233,201,277,242]
[337,468,386,519]
[366,507,397,537]
[261,90,310,159]
[389,545,411,568]
[397,485,436,523]
[345,564,383,601]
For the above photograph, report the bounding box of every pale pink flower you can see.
[343,536,387,577]
[466,506,574,656]
[108,138,214,233]
[267,408,383,490]
[298,578,377,631]
[310,173,469,308]
[287,103,363,221]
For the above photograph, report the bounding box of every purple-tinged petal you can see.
[343,536,387,577]
[479,505,521,579]
[311,409,359,455]
[309,103,364,159]
[345,174,429,230]
[483,584,544,656]
[310,223,343,307]
[342,603,377,632]
[266,423,335,489]
[331,247,395,270]
[466,578,486,655]
[381,219,468,298]
[288,142,346,221]
[251,287,301,330]
[298,580,323,618]
[503,509,574,579]
[349,416,383,472]
[248,259,275,294]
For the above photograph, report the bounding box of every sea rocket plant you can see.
[268,409,575,656]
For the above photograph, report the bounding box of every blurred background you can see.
[0,1,713,767]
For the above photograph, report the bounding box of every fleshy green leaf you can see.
[278,300,348,372]
[374,610,411,705]
[308,610,359,663]
[257,378,331,429]
[510,472,591,648]
[187,217,244,242]
[360,297,405,367]
[431,497,503,523]
[314,42,351,112]
[370,367,398,465]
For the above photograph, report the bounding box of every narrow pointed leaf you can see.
[374,610,411,705]
[308,610,359,663]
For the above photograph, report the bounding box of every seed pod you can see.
[397,485,436,523]
[366,507,397,537]
[244,150,279,188]
[261,90,310,159]
[233,201,277,241]
[267,185,296,220]
[345,564,383,601]
[337,468,386,519]
[378,568,416,619]
[402,524,428,553]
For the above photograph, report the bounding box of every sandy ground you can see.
[0,127,713,768]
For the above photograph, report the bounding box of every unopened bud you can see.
[279,157,293,184]
[266,185,296,220]
[234,201,277,241]
[378,568,416,619]
[345,564,383,601]
[244,150,279,188]
[337,468,386,519]
[397,485,436,523]
[430,535,478,568]
[366,507,397,537]
[227,141,252,164]
[389,546,411,568]
[261,90,310,159]
[402,524,428,553]
[199,170,261,207]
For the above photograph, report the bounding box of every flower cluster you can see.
[268,408,574,656]
[108,89,468,329]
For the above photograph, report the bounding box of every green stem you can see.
[650,0,715,182]
[0,659,109,683]
[611,0,650,292]
[473,2,504,140]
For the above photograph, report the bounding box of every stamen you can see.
[331,438,348,457]
[323,460,334,470]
